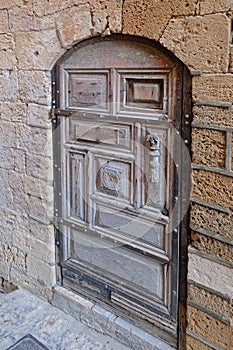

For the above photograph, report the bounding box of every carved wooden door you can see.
[54,36,188,335]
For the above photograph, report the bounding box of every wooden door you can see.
[53,36,189,336]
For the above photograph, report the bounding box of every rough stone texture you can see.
[0,70,18,101]
[0,102,26,123]
[0,289,132,350]
[0,9,9,33]
[122,0,199,41]
[15,30,62,70]
[26,255,56,288]
[18,70,51,105]
[199,0,233,15]
[229,45,233,73]
[187,305,231,349]
[193,74,233,103]
[123,0,172,41]
[0,244,26,271]
[231,136,233,170]
[192,105,233,127]
[55,5,92,48]
[89,0,123,34]
[26,103,51,127]
[191,231,233,262]
[160,14,230,73]
[12,229,55,263]
[192,128,226,168]
[188,284,233,321]
[188,251,233,298]
[191,203,233,239]
[186,335,213,350]
[0,34,17,69]
[192,170,233,210]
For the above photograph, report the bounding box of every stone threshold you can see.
[52,286,176,350]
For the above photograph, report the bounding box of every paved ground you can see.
[0,289,132,350]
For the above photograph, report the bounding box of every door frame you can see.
[51,34,192,350]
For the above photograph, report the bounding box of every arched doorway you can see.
[52,35,191,346]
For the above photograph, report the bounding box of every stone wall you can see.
[0,1,232,349]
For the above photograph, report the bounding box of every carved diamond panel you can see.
[95,159,132,200]
[67,70,109,111]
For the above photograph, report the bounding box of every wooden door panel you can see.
[117,70,169,114]
[70,229,165,301]
[94,204,166,251]
[55,37,185,334]
[66,70,110,111]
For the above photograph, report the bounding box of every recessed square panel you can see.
[126,79,163,108]
[95,159,132,201]
[68,71,109,110]
[69,119,131,149]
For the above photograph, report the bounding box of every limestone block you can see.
[8,5,34,32]
[27,103,51,127]
[0,0,21,10]
[44,0,74,15]
[188,284,233,321]
[0,207,28,240]
[0,147,25,173]
[18,70,51,105]
[14,149,26,173]
[10,267,54,299]
[192,128,226,168]
[191,231,233,262]
[24,175,53,202]
[0,70,18,101]
[191,203,233,239]
[0,244,26,270]
[160,14,230,73]
[28,220,55,244]
[0,122,17,148]
[91,9,108,34]
[123,0,172,41]
[26,254,56,287]
[192,170,233,210]
[28,195,53,225]
[26,153,53,181]
[193,105,233,128]
[229,45,233,73]
[89,0,123,33]
[0,169,13,208]
[0,147,14,170]
[232,136,233,170]
[187,305,231,348]
[12,230,55,263]
[0,261,10,281]
[55,5,92,48]
[0,10,9,32]
[188,251,233,298]
[199,0,233,15]
[193,74,233,103]
[15,30,62,70]
[186,335,212,350]
[171,0,198,16]
[20,126,52,157]
[0,102,26,123]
